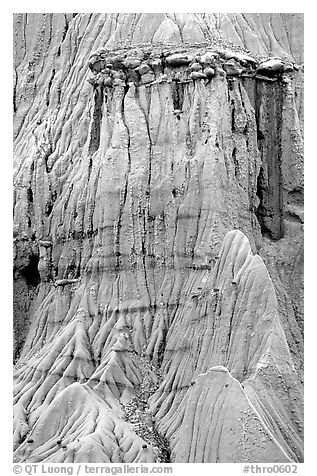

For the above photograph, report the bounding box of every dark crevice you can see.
[254,81,284,241]
[114,84,131,269]
[157,328,167,368]
[61,14,70,43]
[257,128,265,141]
[43,144,53,174]
[160,53,167,74]
[255,165,284,240]
[27,188,33,203]
[228,79,234,92]
[44,202,53,217]
[231,100,235,132]
[20,254,40,287]
[44,189,56,217]
[88,85,104,155]
[232,147,239,176]
[226,293,238,363]
[46,14,53,58]
[56,84,62,106]
[53,265,59,279]
[171,80,184,111]
[13,67,18,113]
[255,167,273,238]
[46,68,56,107]
[238,81,246,110]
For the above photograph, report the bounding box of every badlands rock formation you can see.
[13,14,304,463]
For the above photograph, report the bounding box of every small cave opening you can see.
[20,254,41,287]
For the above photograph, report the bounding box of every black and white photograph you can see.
[12,9,305,471]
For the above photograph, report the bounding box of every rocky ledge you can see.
[87,44,299,89]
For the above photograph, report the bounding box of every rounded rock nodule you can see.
[200,52,218,65]
[191,71,207,80]
[123,58,141,69]
[223,60,243,76]
[257,58,284,75]
[190,62,203,72]
[149,59,162,72]
[138,63,152,75]
[204,67,215,78]
[166,53,193,67]
[103,77,113,87]
[141,73,155,85]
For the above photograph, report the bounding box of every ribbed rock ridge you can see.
[13,14,304,463]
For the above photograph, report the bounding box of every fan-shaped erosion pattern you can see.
[13,13,303,463]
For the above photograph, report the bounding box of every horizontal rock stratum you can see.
[13,13,304,463]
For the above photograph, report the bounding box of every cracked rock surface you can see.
[13,13,303,463]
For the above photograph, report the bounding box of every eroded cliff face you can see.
[13,13,304,463]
